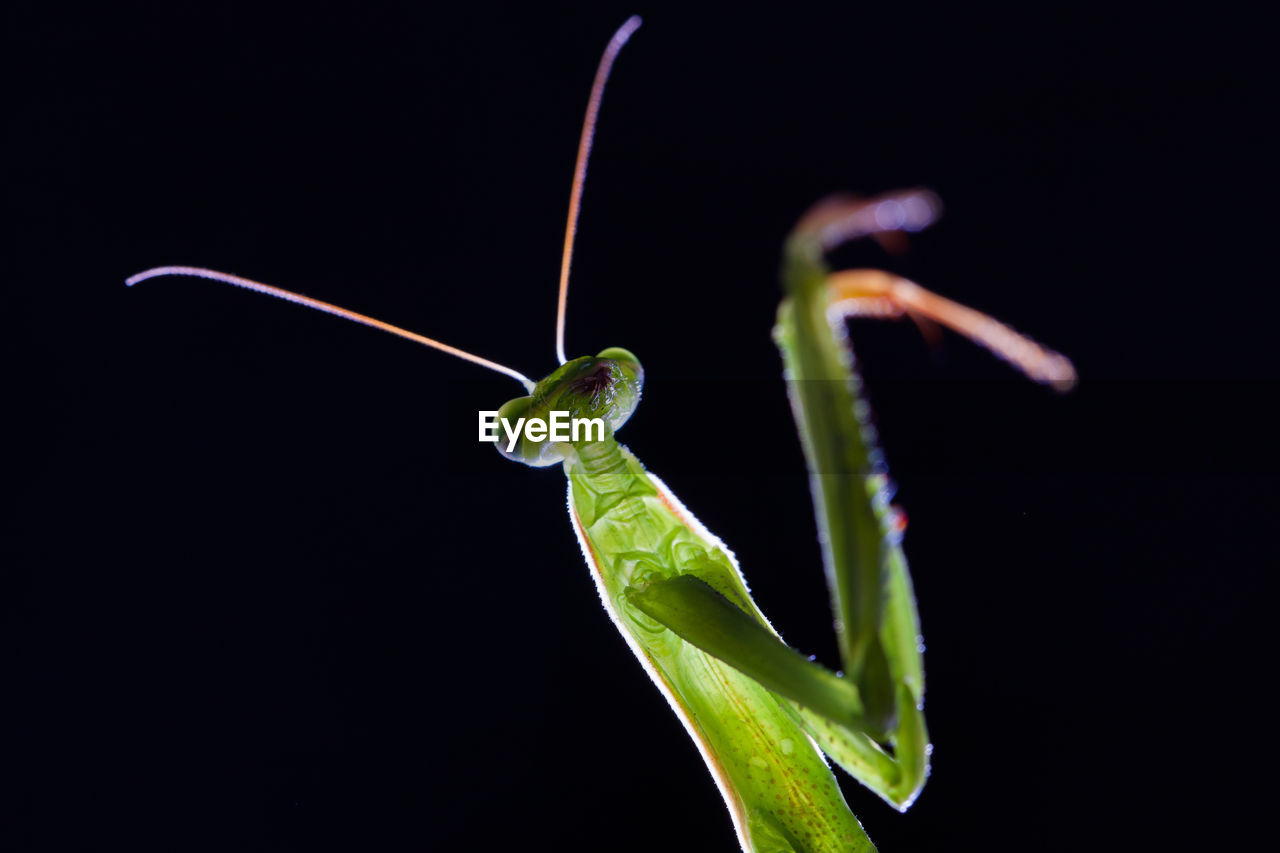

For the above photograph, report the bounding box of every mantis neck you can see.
[568,431,629,482]
[562,432,659,530]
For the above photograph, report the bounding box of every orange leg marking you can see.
[826,270,1077,391]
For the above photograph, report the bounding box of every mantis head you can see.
[496,347,643,467]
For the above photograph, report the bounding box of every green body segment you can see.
[565,436,875,853]
[773,230,929,806]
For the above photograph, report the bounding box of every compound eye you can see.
[494,395,566,468]
[596,347,642,385]
[594,347,643,433]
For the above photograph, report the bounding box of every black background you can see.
[7,2,1274,851]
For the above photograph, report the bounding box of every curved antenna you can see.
[127,266,537,392]
[555,15,642,365]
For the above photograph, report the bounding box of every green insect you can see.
[129,16,1074,852]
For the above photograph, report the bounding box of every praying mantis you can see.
[129,16,1075,853]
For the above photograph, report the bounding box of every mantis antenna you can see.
[554,15,642,366]
[126,266,537,392]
